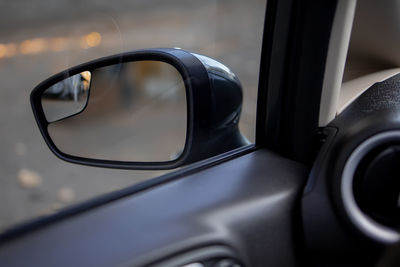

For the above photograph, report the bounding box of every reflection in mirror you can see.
[42,71,91,122]
[45,61,187,162]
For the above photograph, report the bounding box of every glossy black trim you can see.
[281,0,337,163]
[256,0,293,147]
[258,0,337,164]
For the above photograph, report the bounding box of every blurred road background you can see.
[0,0,266,231]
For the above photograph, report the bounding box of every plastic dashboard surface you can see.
[0,149,307,267]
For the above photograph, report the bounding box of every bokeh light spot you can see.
[84,32,102,48]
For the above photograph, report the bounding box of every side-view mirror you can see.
[30,48,249,170]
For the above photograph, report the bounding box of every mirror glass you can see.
[42,71,91,122]
[42,61,187,162]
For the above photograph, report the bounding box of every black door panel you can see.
[0,149,307,267]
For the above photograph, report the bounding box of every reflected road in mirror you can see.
[46,61,187,162]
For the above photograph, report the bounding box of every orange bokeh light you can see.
[20,38,47,55]
[82,32,102,48]
[0,31,102,59]
[0,43,17,58]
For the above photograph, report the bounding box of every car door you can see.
[0,0,398,266]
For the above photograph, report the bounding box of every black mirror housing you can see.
[30,48,249,170]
